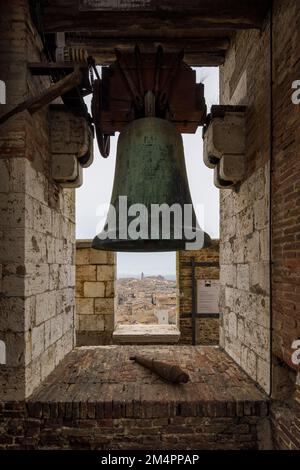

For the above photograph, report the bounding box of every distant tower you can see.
[141,272,144,280]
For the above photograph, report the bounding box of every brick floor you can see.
[0,346,270,449]
[29,345,268,416]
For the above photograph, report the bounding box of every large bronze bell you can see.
[92,117,211,252]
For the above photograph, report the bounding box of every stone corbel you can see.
[203,105,246,188]
[52,154,83,188]
[50,104,94,188]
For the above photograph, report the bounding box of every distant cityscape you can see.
[116,274,177,325]
[118,273,176,281]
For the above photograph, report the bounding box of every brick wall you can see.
[177,241,219,345]
[0,0,75,399]
[219,23,271,393]
[76,241,116,345]
[219,0,300,448]
[0,399,270,450]
[269,0,300,450]
[272,0,300,380]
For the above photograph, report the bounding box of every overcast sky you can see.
[76,67,220,276]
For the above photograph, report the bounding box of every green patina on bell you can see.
[92,117,211,252]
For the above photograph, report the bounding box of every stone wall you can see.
[219,22,271,393]
[0,0,75,400]
[76,241,116,345]
[177,241,219,345]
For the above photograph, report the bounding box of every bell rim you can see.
[92,232,211,252]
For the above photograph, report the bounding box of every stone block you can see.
[76,280,84,297]
[31,198,52,235]
[62,307,75,336]
[77,298,94,315]
[35,291,56,326]
[51,315,63,344]
[244,322,269,362]
[25,263,49,296]
[259,228,269,262]
[97,265,115,281]
[241,346,257,381]
[253,294,269,329]
[25,359,41,398]
[25,230,48,265]
[76,248,90,265]
[244,232,260,263]
[104,315,114,331]
[228,311,238,338]
[225,287,235,310]
[220,265,236,288]
[79,315,105,332]
[254,197,269,231]
[237,318,245,342]
[247,165,266,202]
[83,282,105,298]
[46,235,56,264]
[220,241,233,265]
[77,265,96,282]
[220,210,236,241]
[107,252,116,265]
[55,330,73,366]
[89,249,107,265]
[24,160,48,205]
[44,318,52,350]
[236,205,254,238]
[94,298,114,315]
[224,336,242,365]
[60,287,75,314]
[62,308,74,335]
[40,344,56,382]
[237,264,250,291]
[105,281,115,298]
[233,181,249,214]
[250,262,269,295]
[31,324,45,361]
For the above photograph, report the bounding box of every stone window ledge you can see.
[113,324,180,344]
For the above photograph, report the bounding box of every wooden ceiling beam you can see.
[65,37,231,52]
[85,51,225,67]
[65,36,230,64]
[40,0,271,33]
